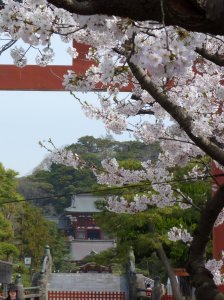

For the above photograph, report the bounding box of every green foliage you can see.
[16,203,64,269]
[69,136,159,164]
[17,136,158,214]
[21,164,96,214]
[0,163,23,261]
[0,163,22,203]
[48,228,70,272]
[137,253,165,280]
[0,211,14,240]
[119,159,142,170]
[0,242,19,260]
[0,163,72,286]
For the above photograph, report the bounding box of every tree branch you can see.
[47,0,224,35]
[47,0,99,15]
[0,40,17,55]
[196,47,224,66]
[127,60,224,167]
[137,109,155,115]
[156,245,184,300]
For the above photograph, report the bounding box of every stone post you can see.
[152,276,163,300]
[127,247,137,300]
[38,245,52,300]
[38,272,47,300]
[15,274,24,300]
[3,283,7,298]
[43,245,52,275]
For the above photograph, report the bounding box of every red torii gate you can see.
[0,42,95,91]
[0,42,131,91]
[0,40,223,264]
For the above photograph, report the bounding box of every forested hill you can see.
[17,135,159,215]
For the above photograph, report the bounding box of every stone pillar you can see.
[152,277,163,300]
[38,245,53,300]
[3,283,8,298]
[15,274,24,300]
[38,272,47,300]
[128,273,137,300]
[42,245,52,276]
[127,247,137,300]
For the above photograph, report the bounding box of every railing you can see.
[48,291,125,300]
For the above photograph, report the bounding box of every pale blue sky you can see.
[0,91,134,177]
[0,36,157,177]
[0,36,134,177]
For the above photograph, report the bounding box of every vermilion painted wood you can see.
[0,42,132,91]
[212,161,224,259]
[218,284,224,293]
[210,163,224,290]
[0,43,94,91]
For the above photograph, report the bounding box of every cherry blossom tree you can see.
[1,0,224,299]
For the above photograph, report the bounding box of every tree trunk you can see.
[187,187,224,300]
[156,245,184,300]
[48,0,224,35]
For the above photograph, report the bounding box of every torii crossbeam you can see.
[0,42,131,91]
[0,43,94,91]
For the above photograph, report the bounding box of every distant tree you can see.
[18,136,158,214]
[0,163,22,260]
[16,203,59,269]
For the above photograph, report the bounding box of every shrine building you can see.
[59,194,116,262]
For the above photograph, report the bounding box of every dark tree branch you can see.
[47,0,224,35]
[47,0,99,15]
[172,188,202,211]
[187,186,224,300]
[137,109,154,115]
[0,40,17,55]
[196,47,224,66]
[156,245,184,300]
[127,60,224,167]
[148,223,184,300]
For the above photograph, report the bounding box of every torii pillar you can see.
[212,162,224,260]
[212,162,224,292]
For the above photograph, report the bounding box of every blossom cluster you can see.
[214,209,224,227]
[184,165,207,181]
[95,157,192,211]
[167,225,193,245]
[51,149,80,168]
[205,259,224,285]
